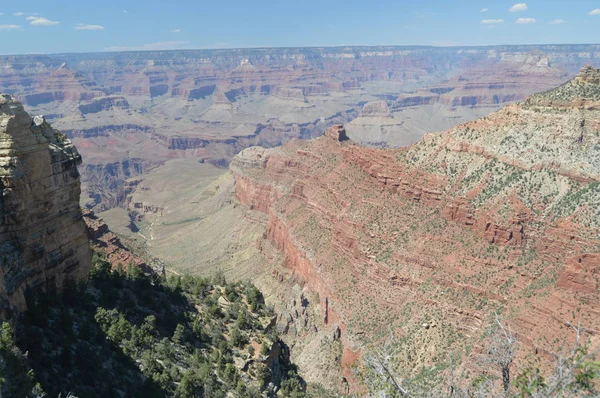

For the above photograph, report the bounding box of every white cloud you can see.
[481,8,488,13]
[548,19,566,24]
[26,16,60,26]
[516,17,536,24]
[481,19,504,24]
[509,3,528,12]
[0,24,20,30]
[171,28,181,33]
[105,41,190,52]
[75,23,104,30]
[13,12,24,16]
[589,9,600,16]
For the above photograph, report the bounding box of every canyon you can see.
[230,66,600,390]
[116,66,600,392]
[3,44,600,394]
[0,94,306,398]
[2,45,600,213]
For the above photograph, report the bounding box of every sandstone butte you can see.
[0,94,91,316]
[230,66,600,389]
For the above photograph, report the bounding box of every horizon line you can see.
[2,42,600,57]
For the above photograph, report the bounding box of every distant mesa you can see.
[359,100,393,118]
[273,87,307,103]
[236,58,256,72]
[78,96,130,114]
[230,146,270,170]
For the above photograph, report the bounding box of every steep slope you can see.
[0,94,91,314]
[230,67,600,389]
[13,257,304,397]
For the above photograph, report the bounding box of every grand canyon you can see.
[2,42,600,397]
[2,45,598,213]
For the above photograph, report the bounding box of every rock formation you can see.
[323,124,348,142]
[230,67,600,389]
[83,210,156,274]
[78,96,130,115]
[346,101,402,147]
[2,46,596,213]
[0,45,600,215]
[0,94,91,314]
[358,101,393,118]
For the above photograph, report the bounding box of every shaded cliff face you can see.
[231,67,600,386]
[0,94,91,314]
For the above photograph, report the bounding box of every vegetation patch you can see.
[2,252,304,398]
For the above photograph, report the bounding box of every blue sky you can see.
[0,0,599,54]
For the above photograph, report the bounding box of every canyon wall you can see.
[2,45,599,212]
[230,68,600,389]
[0,94,91,315]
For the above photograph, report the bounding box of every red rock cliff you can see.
[230,68,600,385]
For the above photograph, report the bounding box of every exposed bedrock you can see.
[359,100,392,118]
[81,159,149,211]
[83,210,154,273]
[78,96,130,114]
[230,68,600,390]
[272,87,307,102]
[64,124,152,139]
[0,95,91,314]
[74,110,353,214]
[23,91,102,107]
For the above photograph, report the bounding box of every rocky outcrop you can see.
[230,67,600,389]
[394,94,439,108]
[323,124,348,142]
[359,101,392,118]
[0,95,91,314]
[230,146,271,170]
[78,96,130,114]
[64,124,152,139]
[300,85,329,97]
[188,85,217,100]
[273,87,307,102]
[525,65,600,107]
[81,159,148,211]
[83,210,151,273]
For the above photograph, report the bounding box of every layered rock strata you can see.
[83,210,152,273]
[0,94,91,314]
[3,46,597,213]
[230,67,600,389]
